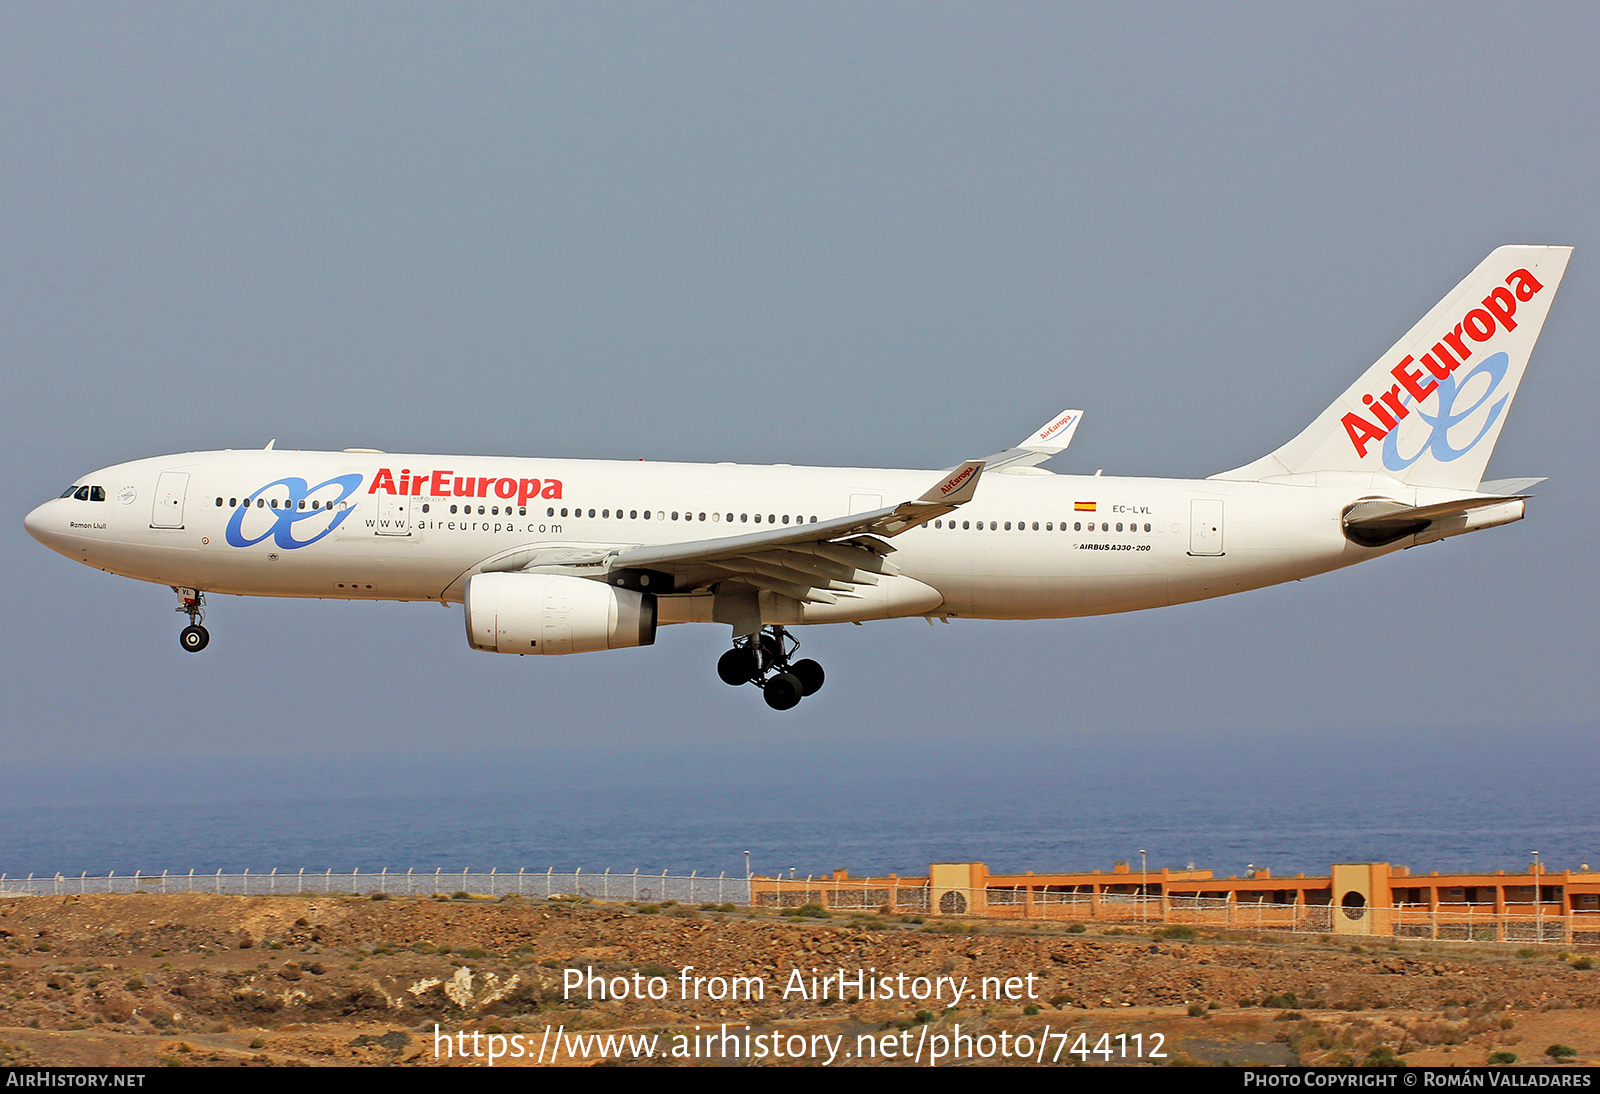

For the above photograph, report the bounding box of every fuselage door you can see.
[150,471,190,529]
[375,494,412,536]
[1189,498,1224,556]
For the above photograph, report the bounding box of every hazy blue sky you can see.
[4,5,1597,778]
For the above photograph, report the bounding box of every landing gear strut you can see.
[716,625,824,710]
[175,587,209,653]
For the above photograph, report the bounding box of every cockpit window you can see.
[89,486,105,502]
[73,486,90,501]
[60,486,77,498]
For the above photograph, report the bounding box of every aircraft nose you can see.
[24,501,51,545]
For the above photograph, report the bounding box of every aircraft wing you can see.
[984,407,1083,473]
[502,461,984,606]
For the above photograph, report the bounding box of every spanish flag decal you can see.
[1075,501,1097,512]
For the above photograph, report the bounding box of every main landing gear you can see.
[716,625,824,711]
[174,587,209,653]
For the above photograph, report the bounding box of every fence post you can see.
[518,867,524,897]
[214,869,221,895]
[691,870,698,907]
[546,867,552,898]
[604,868,610,902]
[633,869,638,903]
[435,867,442,895]
[461,866,468,895]
[574,867,582,898]
[407,867,414,896]
[719,871,725,905]
[242,867,249,896]
[187,868,194,894]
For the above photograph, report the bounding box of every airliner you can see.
[25,246,1569,709]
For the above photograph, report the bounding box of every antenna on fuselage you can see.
[264,439,276,450]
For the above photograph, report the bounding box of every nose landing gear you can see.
[716,626,824,710]
[175,587,209,653]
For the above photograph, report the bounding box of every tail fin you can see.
[1217,246,1571,490]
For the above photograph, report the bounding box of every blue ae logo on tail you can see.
[1382,352,1509,472]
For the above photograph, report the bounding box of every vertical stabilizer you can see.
[1217,246,1571,490]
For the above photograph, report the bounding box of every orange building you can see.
[751,860,1600,943]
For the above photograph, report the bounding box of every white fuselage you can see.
[24,448,1457,624]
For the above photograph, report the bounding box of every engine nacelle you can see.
[464,573,656,655]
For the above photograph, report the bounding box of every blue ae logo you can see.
[224,474,364,549]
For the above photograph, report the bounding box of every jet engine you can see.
[464,572,656,655]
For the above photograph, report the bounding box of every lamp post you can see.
[1139,849,1148,924]
[1532,850,1542,944]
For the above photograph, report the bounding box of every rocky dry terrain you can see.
[0,891,1596,1067]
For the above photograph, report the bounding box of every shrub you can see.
[1156,925,1197,940]
[781,903,831,919]
[1571,956,1594,970]
[1546,1044,1578,1059]
[1362,1045,1406,1067]
[1187,1003,1208,1018]
[1488,1052,1517,1065]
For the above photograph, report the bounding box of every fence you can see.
[0,868,751,907]
[4,870,1597,945]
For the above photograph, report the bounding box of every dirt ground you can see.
[0,891,1596,1067]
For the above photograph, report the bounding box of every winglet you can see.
[1019,408,1083,454]
[986,408,1084,472]
[918,460,984,505]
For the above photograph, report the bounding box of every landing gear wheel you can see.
[717,647,757,686]
[718,625,824,709]
[791,658,825,696]
[180,624,210,653]
[763,672,803,711]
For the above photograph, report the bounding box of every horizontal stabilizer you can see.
[1343,494,1527,548]
[1479,477,1546,495]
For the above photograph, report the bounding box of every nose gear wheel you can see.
[173,587,211,654]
